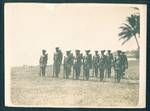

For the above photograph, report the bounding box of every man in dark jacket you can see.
[74,50,82,80]
[114,50,123,83]
[93,51,100,78]
[83,50,92,80]
[99,50,107,81]
[39,49,48,77]
[63,50,73,79]
[121,51,128,78]
[106,50,113,78]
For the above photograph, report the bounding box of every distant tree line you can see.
[125,49,139,59]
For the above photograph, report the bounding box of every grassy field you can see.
[11,60,139,107]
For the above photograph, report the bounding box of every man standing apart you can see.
[53,47,62,77]
[39,49,48,77]
[63,51,73,79]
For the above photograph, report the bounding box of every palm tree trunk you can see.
[134,35,140,59]
[134,35,140,51]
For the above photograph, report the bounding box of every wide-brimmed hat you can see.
[85,50,90,53]
[75,50,80,53]
[101,50,105,53]
[117,50,121,53]
[42,49,46,53]
[55,47,59,50]
[122,51,125,54]
[95,50,98,53]
[108,50,111,53]
[66,50,71,53]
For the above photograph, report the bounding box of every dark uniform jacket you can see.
[93,55,100,68]
[99,55,107,70]
[114,55,122,71]
[83,54,92,70]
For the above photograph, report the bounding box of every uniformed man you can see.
[63,51,72,79]
[53,47,62,78]
[73,50,82,80]
[93,51,100,78]
[58,49,63,65]
[121,52,128,78]
[114,50,123,83]
[83,50,92,80]
[106,50,113,78]
[70,52,74,76]
[39,49,48,77]
[99,50,107,81]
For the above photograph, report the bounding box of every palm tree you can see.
[119,14,140,50]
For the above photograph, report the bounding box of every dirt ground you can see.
[11,60,139,107]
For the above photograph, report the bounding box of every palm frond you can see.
[119,31,133,40]
[127,14,140,35]
[121,37,132,45]
[118,14,140,48]
[126,15,137,29]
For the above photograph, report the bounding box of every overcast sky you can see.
[5,3,144,66]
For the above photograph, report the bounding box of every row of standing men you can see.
[51,47,128,83]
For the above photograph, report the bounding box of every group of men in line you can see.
[39,47,128,83]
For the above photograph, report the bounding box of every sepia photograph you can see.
[5,3,146,108]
